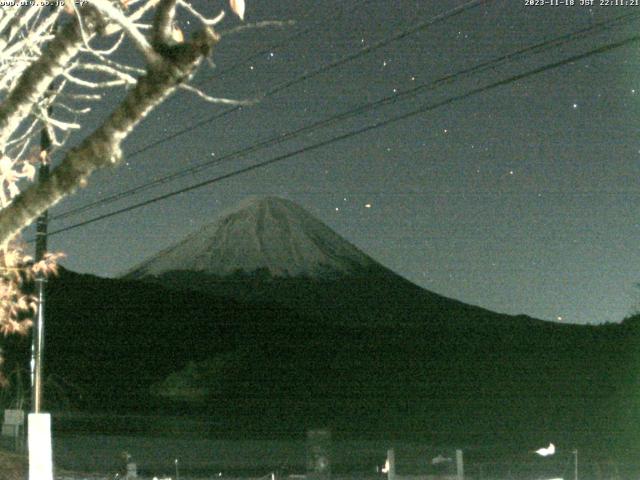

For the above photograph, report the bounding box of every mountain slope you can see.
[126,196,381,279]
[37,267,310,412]
[35,268,640,454]
[125,196,545,329]
[4,266,634,458]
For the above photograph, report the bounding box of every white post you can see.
[456,449,464,480]
[126,461,138,479]
[387,449,396,480]
[28,413,53,480]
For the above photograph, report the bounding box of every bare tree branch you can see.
[0,28,219,246]
[0,6,106,152]
[153,0,178,45]
[92,0,161,65]
[0,0,263,347]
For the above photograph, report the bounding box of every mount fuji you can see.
[124,196,517,327]
[126,196,383,280]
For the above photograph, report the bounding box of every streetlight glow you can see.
[535,443,556,457]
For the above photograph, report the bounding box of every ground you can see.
[0,449,25,480]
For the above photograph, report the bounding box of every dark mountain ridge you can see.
[125,196,551,330]
[11,266,637,458]
[5,196,638,458]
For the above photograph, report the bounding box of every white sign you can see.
[4,409,24,425]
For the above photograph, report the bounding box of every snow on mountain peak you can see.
[126,196,380,279]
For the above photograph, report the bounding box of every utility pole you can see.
[31,2,58,416]
[456,449,464,480]
[28,98,53,480]
[31,119,51,413]
[28,8,56,480]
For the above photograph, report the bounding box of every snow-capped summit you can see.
[125,196,380,279]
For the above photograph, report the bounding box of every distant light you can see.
[509,170,514,175]
[557,316,563,321]
[335,207,340,212]
[536,443,556,457]
[572,103,578,109]
[381,459,389,474]
[365,204,371,208]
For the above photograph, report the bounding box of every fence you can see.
[3,412,640,480]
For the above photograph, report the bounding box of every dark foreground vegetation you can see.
[5,267,640,462]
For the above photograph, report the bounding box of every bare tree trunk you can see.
[0,28,218,246]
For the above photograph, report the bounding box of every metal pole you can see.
[386,449,395,480]
[31,124,51,414]
[456,449,464,480]
[29,11,56,480]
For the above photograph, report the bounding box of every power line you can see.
[51,10,640,222]
[122,0,489,157]
[41,33,640,239]
[190,0,371,87]
[52,0,489,221]
[172,2,357,91]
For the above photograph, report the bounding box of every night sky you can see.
[31,0,640,325]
